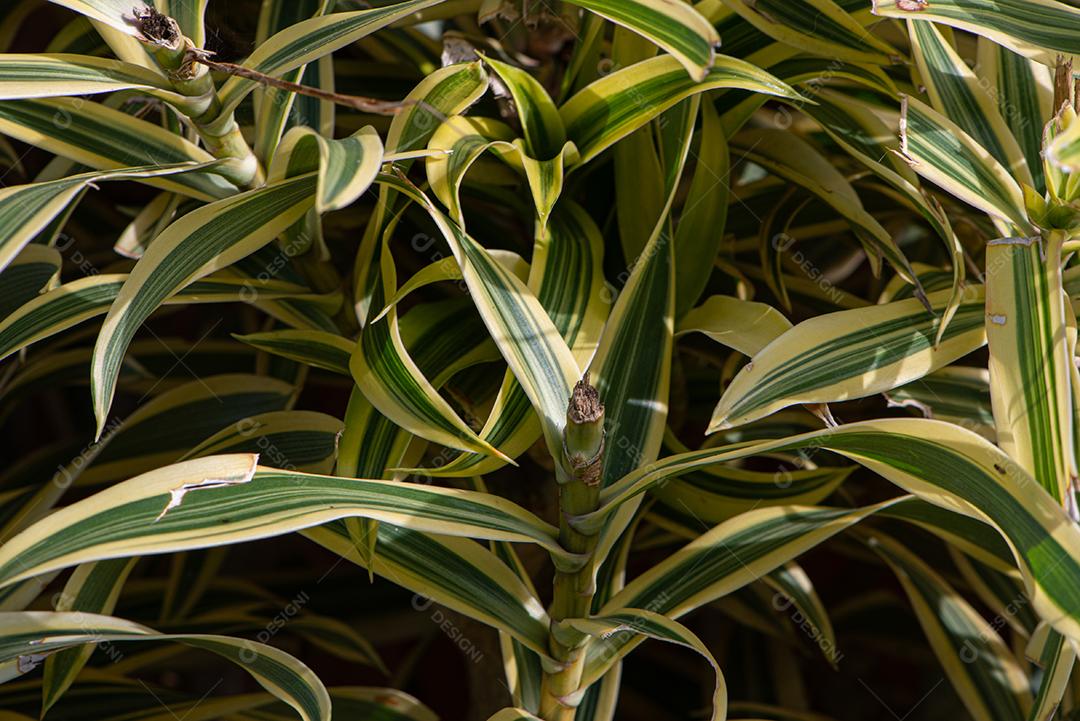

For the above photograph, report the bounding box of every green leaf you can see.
[873,0,1080,66]
[379,176,581,458]
[217,0,445,114]
[90,174,318,436]
[561,0,719,80]
[583,418,1080,649]
[900,95,1032,232]
[0,454,580,589]
[569,609,726,720]
[0,161,220,273]
[0,99,237,200]
[866,533,1032,721]
[0,610,330,721]
[0,53,175,99]
[561,55,802,165]
[42,559,136,714]
[985,236,1074,503]
[709,288,985,431]
[909,20,1033,186]
[0,273,324,363]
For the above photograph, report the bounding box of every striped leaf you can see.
[305,520,552,658]
[268,125,383,213]
[765,562,839,665]
[709,288,986,431]
[723,0,900,65]
[425,115,516,225]
[568,609,726,720]
[486,710,542,721]
[0,273,325,363]
[0,99,237,200]
[341,298,502,483]
[417,201,607,477]
[0,610,329,721]
[867,533,1032,721]
[350,231,508,459]
[484,56,566,158]
[0,246,60,319]
[0,162,221,273]
[985,236,1074,504]
[580,418,1080,646]
[562,0,719,80]
[159,0,209,47]
[1026,623,1077,721]
[217,0,444,114]
[0,53,175,99]
[649,462,853,525]
[423,114,573,231]
[78,374,295,487]
[90,173,318,436]
[560,55,801,165]
[674,96,729,316]
[373,251,528,322]
[873,0,1080,66]
[886,367,996,440]
[235,329,353,375]
[908,20,1033,186]
[41,559,136,714]
[580,501,898,678]
[380,176,581,457]
[1043,105,1080,174]
[977,38,1053,193]
[252,0,331,161]
[950,548,1037,636]
[45,0,150,34]
[353,61,490,321]
[900,95,1032,232]
[590,199,674,489]
[732,127,918,284]
[0,454,581,589]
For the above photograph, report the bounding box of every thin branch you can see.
[185,48,415,116]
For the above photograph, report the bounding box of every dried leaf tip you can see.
[564,372,604,487]
[133,6,181,48]
[568,371,603,425]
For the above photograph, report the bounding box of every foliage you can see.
[3,1,1080,720]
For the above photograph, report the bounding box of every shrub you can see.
[2,1,1080,720]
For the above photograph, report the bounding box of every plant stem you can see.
[541,373,605,720]
[135,8,262,188]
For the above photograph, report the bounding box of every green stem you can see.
[542,373,605,720]
[137,9,262,188]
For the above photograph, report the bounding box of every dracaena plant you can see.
[8,0,1080,720]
